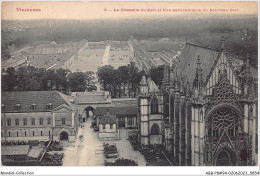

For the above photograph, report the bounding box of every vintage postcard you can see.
[1,1,259,175]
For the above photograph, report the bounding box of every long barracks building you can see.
[1,91,78,142]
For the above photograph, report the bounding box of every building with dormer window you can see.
[1,91,78,142]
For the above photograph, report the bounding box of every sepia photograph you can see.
[0,1,259,175]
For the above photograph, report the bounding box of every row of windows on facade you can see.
[2,130,52,137]
[2,118,66,126]
[128,117,135,125]
[1,103,53,111]
[119,117,135,125]
[101,124,115,129]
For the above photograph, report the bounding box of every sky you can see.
[1,1,258,21]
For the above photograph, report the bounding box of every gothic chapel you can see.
[138,39,258,166]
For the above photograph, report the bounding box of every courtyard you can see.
[62,117,146,166]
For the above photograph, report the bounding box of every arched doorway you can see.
[151,123,160,135]
[82,106,95,122]
[60,131,69,141]
[215,148,236,166]
[205,105,242,165]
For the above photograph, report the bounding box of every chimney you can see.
[220,36,225,50]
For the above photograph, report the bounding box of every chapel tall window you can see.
[206,107,240,140]
[151,98,159,114]
[151,123,160,135]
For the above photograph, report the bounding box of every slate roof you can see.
[75,94,108,104]
[99,114,117,124]
[95,105,138,116]
[148,80,160,93]
[174,42,258,86]
[1,91,73,113]
[111,98,137,106]
[173,43,221,86]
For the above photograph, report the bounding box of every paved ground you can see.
[62,117,146,166]
[69,47,104,73]
[101,45,110,66]
[104,128,146,166]
[62,117,104,166]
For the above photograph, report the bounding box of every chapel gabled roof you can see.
[173,43,221,86]
[148,80,160,93]
[174,42,257,88]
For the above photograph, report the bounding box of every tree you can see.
[16,66,29,91]
[67,71,95,92]
[112,69,122,98]
[45,69,56,90]
[117,66,129,96]
[111,158,138,166]
[97,65,115,91]
[2,67,17,91]
[97,63,143,98]
[11,66,42,91]
[149,65,164,88]
[55,68,70,93]
[68,72,86,92]
[127,62,141,97]
[84,71,95,92]
[1,43,11,60]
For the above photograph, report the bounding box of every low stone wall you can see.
[2,136,50,142]
[150,135,162,145]
[98,131,119,141]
